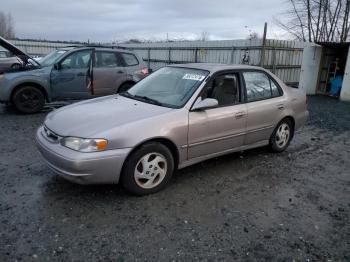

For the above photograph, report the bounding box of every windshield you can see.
[40,50,67,67]
[122,67,209,108]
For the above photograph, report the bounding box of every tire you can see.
[269,118,294,152]
[12,86,45,114]
[121,142,174,195]
[118,82,134,93]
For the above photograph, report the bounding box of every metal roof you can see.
[316,42,350,48]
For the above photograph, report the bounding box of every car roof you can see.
[56,46,135,54]
[169,63,266,73]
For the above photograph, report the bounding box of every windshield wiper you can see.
[133,95,163,106]
[120,91,163,106]
[119,91,133,98]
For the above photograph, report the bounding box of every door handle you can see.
[276,104,285,110]
[77,72,85,76]
[235,111,246,119]
[117,70,124,74]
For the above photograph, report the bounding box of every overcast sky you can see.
[2,0,289,42]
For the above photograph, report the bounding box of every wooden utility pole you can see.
[260,22,267,67]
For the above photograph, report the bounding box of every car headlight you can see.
[60,137,108,152]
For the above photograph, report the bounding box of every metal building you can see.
[299,42,350,101]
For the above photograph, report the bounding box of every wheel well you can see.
[11,83,48,102]
[123,138,180,171]
[282,116,295,137]
[118,81,135,91]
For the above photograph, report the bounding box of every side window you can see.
[120,53,139,66]
[271,80,282,97]
[60,50,91,69]
[243,72,281,102]
[95,51,122,68]
[201,73,240,106]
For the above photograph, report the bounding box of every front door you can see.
[50,49,93,100]
[188,72,247,159]
[93,51,126,96]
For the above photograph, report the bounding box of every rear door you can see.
[119,52,144,83]
[50,49,93,99]
[188,71,247,159]
[93,50,126,96]
[242,70,286,145]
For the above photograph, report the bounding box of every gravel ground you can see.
[0,96,349,261]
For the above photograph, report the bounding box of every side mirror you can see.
[54,63,60,70]
[191,98,218,111]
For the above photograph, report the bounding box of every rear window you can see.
[120,53,139,66]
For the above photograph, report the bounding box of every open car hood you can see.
[0,36,40,67]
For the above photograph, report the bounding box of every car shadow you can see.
[40,145,273,200]
[42,174,129,198]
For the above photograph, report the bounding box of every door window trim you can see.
[240,69,284,103]
[94,50,123,68]
[57,48,94,69]
[119,52,139,66]
[189,69,245,111]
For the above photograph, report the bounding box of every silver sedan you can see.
[36,63,308,195]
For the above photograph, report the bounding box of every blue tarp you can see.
[330,76,343,96]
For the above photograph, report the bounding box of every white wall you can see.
[340,47,350,101]
[298,43,322,94]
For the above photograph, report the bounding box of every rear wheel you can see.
[269,119,293,152]
[121,142,174,195]
[118,82,134,93]
[12,86,45,114]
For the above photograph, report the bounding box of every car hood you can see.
[0,36,40,67]
[44,95,173,138]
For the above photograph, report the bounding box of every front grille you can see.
[43,126,60,142]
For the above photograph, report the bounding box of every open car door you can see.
[50,48,94,100]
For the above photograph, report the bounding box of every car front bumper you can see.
[35,126,132,184]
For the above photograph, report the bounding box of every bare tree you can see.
[198,31,210,41]
[246,31,260,40]
[275,0,350,42]
[0,11,15,39]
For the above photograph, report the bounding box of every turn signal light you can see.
[96,140,108,151]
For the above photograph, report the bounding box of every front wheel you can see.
[12,86,45,114]
[121,142,174,195]
[269,119,293,152]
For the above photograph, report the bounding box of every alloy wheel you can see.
[134,152,168,189]
[275,123,290,148]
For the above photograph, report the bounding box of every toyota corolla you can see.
[36,64,308,195]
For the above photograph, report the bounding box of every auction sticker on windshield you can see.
[182,73,206,81]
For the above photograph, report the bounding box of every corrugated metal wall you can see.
[5,39,305,85]
[8,40,80,57]
[121,39,305,85]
